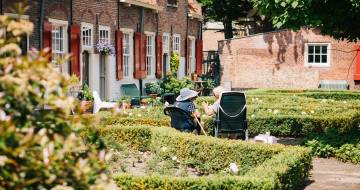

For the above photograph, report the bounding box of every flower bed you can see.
[94,125,312,190]
[97,90,360,137]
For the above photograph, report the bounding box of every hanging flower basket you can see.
[96,42,115,56]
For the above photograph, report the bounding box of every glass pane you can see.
[308,55,313,63]
[315,55,320,63]
[315,46,320,53]
[309,46,314,54]
[322,55,327,63]
[322,45,327,54]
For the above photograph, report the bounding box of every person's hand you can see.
[194,111,201,118]
[202,102,208,109]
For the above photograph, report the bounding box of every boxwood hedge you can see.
[95,125,312,190]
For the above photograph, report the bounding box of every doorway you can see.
[99,54,106,100]
[82,51,90,86]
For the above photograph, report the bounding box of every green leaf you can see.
[291,1,298,8]
[281,2,287,7]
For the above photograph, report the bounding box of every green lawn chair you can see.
[120,84,150,106]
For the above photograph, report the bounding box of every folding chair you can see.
[93,91,117,114]
[214,91,248,140]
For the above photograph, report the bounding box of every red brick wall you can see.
[203,29,224,51]
[219,28,360,90]
[73,0,118,47]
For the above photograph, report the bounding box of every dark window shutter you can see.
[43,21,52,59]
[354,45,360,81]
[134,32,142,79]
[116,30,123,80]
[141,34,147,78]
[69,24,81,78]
[156,35,162,79]
[195,39,203,76]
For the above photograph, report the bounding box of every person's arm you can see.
[202,102,215,116]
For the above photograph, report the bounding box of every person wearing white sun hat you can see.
[174,88,201,133]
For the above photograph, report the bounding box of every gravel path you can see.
[305,158,360,190]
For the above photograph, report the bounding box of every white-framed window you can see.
[189,37,196,74]
[123,33,130,78]
[163,33,170,72]
[146,33,155,76]
[173,34,181,55]
[49,18,68,72]
[99,25,110,44]
[121,28,134,79]
[82,23,93,48]
[305,43,331,67]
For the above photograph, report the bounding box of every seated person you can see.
[202,86,225,116]
[174,88,201,133]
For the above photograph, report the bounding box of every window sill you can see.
[305,63,330,68]
[167,4,178,8]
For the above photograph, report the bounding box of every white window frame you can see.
[121,28,134,80]
[5,13,30,52]
[304,43,331,68]
[173,34,181,55]
[49,18,68,72]
[98,25,110,44]
[163,33,170,72]
[145,31,156,77]
[188,36,196,74]
[81,22,93,50]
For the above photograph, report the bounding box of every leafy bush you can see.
[78,84,94,101]
[145,82,162,95]
[0,11,114,189]
[304,129,360,164]
[170,52,180,74]
[95,125,311,189]
[161,75,194,95]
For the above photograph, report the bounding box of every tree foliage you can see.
[198,0,253,39]
[0,4,117,189]
[251,0,360,42]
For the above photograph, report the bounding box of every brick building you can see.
[219,28,360,90]
[2,0,203,100]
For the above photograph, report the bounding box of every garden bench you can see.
[120,84,150,106]
[319,80,349,90]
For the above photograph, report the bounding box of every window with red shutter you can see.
[69,24,81,78]
[116,30,123,80]
[195,39,203,76]
[134,32,142,79]
[156,35,163,79]
[43,21,52,58]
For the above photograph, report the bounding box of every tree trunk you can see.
[223,17,233,39]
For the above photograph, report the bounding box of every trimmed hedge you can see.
[98,125,311,189]
[304,129,360,164]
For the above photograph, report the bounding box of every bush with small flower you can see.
[96,42,115,56]
[0,4,116,189]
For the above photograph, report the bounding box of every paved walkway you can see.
[305,158,360,190]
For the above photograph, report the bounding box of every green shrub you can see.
[0,11,114,189]
[100,125,311,189]
[303,129,360,164]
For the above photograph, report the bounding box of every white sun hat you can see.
[176,88,199,102]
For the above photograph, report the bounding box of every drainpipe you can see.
[139,7,144,97]
[39,0,45,49]
[117,1,120,30]
[185,14,189,76]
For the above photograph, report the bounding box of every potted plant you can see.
[145,82,162,97]
[78,84,94,112]
[118,96,131,109]
[202,79,215,96]
[96,42,115,56]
